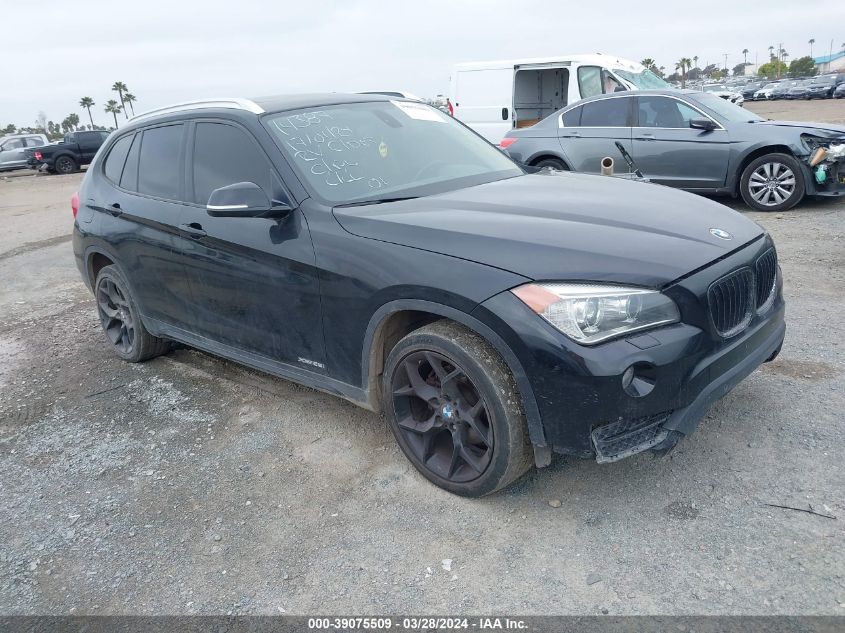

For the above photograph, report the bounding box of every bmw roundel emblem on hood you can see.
[709,228,732,240]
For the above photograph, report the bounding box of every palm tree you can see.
[808,39,815,58]
[123,92,137,116]
[111,81,129,119]
[104,100,122,128]
[693,55,699,69]
[768,45,775,59]
[640,58,655,70]
[675,57,692,88]
[742,48,749,65]
[79,96,95,128]
[66,113,80,131]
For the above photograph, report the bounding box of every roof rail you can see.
[129,98,265,123]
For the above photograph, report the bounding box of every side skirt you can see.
[144,316,373,411]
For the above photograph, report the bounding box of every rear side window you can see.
[561,106,581,127]
[78,131,106,148]
[25,137,43,147]
[103,134,133,184]
[120,134,141,191]
[580,98,630,127]
[137,125,183,200]
[191,122,272,204]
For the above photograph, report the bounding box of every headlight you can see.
[511,283,680,345]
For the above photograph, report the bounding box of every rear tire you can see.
[94,265,170,363]
[382,320,533,497]
[54,155,78,175]
[533,157,568,172]
[739,153,805,212]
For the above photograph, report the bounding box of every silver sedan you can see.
[500,89,845,211]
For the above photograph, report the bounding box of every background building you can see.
[814,50,845,73]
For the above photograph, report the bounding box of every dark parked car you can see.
[770,80,803,100]
[786,79,814,99]
[806,75,843,99]
[741,81,766,100]
[73,94,786,497]
[27,130,110,174]
[501,89,845,211]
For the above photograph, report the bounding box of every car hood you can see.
[751,120,845,135]
[333,173,764,288]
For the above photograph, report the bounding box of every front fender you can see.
[727,141,808,191]
[362,298,547,448]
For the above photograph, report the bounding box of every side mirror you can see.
[689,118,717,131]
[206,182,291,218]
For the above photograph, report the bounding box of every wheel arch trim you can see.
[361,299,547,448]
[52,152,78,166]
[525,150,571,170]
[731,143,803,192]
[82,245,151,327]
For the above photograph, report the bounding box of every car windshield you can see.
[264,101,521,205]
[691,93,765,122]
[614,69,672,90]
[762,83,779,89]
[811,77,835,85]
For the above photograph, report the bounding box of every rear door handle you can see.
[560,131,582,138]
[180,222,207,238]
[635,133,656,141]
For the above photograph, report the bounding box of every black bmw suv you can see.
[72,94,785,497]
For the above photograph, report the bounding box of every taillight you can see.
[447,97,454,116]
[498,137,518,149]
[34,151,42,160]
[71,192,79,218]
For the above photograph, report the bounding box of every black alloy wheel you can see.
[55,156,77,174]
[383,321,533,497]
[391,349,494,483]
[97,277,135,355]
[94,265,171,363]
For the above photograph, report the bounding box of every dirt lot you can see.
[746,97,845,125]
[0,100,843,616]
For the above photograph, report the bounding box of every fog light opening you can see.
[622,362,656,398]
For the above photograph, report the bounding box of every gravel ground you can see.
[0,100,843,616]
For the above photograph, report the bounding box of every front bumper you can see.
[473,235,785,462]
[803,157,845,198]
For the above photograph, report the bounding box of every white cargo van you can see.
[449,54,671,142]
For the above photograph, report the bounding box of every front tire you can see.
[382,321,533,497]
[95,265,170,363]
[739,153,805,212]
[54,155,78,175]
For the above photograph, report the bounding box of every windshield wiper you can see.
[334,196,419,208]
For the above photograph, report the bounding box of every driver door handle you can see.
[635,133,656,141]
[560,131,582,138]
[180,222,207,238]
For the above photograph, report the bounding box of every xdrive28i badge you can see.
[709,228,732,240]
